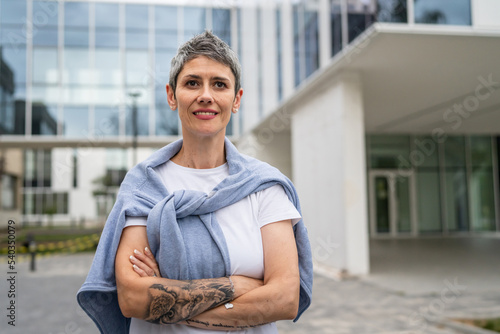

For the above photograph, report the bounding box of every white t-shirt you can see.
[125,160,301,334]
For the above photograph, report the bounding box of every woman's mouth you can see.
[193,109,218,120]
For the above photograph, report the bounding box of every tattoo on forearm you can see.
[145,278,234,324]
[185,319,269,330]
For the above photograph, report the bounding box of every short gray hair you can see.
[169,31,241,96]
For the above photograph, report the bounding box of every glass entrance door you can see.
[369,171,415,236]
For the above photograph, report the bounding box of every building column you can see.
[291,71,369,277]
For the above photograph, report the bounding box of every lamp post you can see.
[128,92,141,166]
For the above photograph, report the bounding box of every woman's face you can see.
[166,56,242,140]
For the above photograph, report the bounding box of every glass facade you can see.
[368,135,499,235]
[0,1,239,138]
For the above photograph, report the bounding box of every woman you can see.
[77,31,312,334]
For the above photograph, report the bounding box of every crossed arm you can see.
[115,220,300,329]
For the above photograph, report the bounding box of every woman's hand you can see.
[128,248,263,296]
[128,247,161,278]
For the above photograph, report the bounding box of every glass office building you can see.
[1,0,499,274]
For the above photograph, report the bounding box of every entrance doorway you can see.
[369,170,416,236]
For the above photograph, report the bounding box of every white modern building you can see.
[1,0,499,276]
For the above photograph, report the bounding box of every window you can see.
[64,2,89,47]
[125,4,149,49]
[1,174,17,210]
[414,0,471,25]
[24,149,51,188]
[95,3,119,48]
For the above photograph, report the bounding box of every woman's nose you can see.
[197,86,213,104]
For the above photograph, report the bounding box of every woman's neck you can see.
[171,134,226,169]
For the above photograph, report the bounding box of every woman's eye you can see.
[186,80,197,86]
[214,82,226,88]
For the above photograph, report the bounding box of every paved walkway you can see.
[2,237,500,333]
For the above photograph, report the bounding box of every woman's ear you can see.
[232,88,243,113]
[166,84,177,110]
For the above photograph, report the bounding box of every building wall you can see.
[290,72,369,276]
[0,149,23,227]
[472,0,500,28]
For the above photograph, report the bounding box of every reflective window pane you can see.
[213,9,231,45]
[95,31,119,48]
[62,87,91,105]
[33,27,58,46]
[1,0,28,47]
[470,136,493,167]
[65,2,89,27]
[347,0,375,42]
[95,3,119,28]
[126,106,149,136]
[31,103,58,135]
[63,48,90,85]
[93,87,121,106]
[2,46,27,89]
[470,167,496,231]
[368,135,410,169]
[155,106,178,136]
[126,4,148,49]
[64,30,89,47]
[294,2,319,87]
[184,7,206,41]
[155,6,179,55]
[126,50,149,86]
[95,3,119,47]
[469,136,495,231]
[32,0,58,46]
[304,10,319,79]
[414,0,471,25]
[95,107,120,136]
[376,0,407,23]
[417,170,442,233]
[33,48,58,84]
[155,6,177,31]
[126,31,148,49]
[32,85,59,105]
[155,50,175,90]
[94,49,121,86]
[63,106,89,137]
[445,169,469,232]
[331,0,342,56]
[126,4,148,29]
[1,0,27,24]
[413,136,438,168]
[444,136,466,168]
[65,2,89,46]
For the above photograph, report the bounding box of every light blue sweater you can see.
[77,137,313,333]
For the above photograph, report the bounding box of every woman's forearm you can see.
[143,277,234,324]
[180,276,300,331]
[116,227,252,324]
